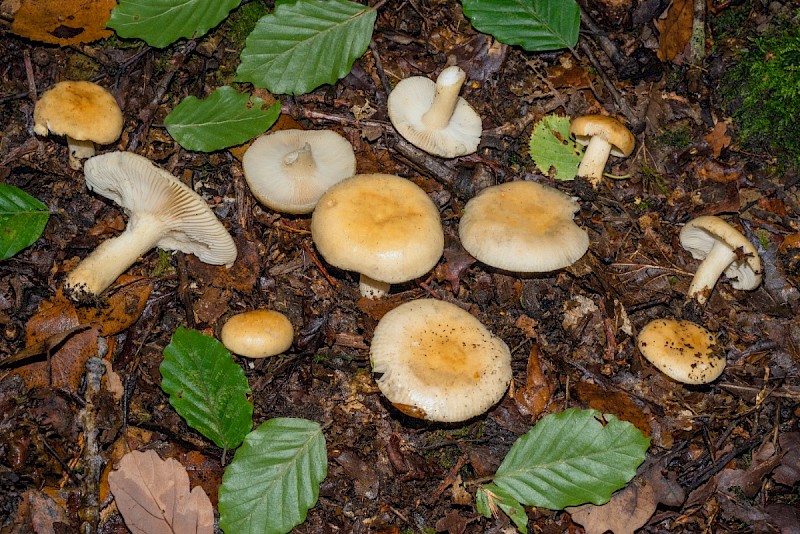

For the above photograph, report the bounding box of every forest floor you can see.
[1,0,799,533]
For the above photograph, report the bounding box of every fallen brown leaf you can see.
[108,449,214,534]
[7,489,70,533]
[11,0,115,45]
[703,121,732,157]
[655,0,694,62]
[513,344,553,420]
[574,381,651,437]
[76,276,153,336]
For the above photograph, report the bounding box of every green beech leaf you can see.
[219,418,327,534]
[461,0,580,52]
[108,0,241,48]
[164,86,281,152]
[236,0,377,95]
[493,408,649,510]
[476,483,529,533]
[529,114,583,180]
[160,327,253,450]
[0,184,49,260]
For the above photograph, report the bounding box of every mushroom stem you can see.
[422,66,466,130]
[576,135,613,183]
[66,136,96,170]
[65,213,164,298]
[688,240,736,304]
[359,274,391,299]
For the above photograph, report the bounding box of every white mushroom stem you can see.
[576,135,613,182]
[688,240,737,304]
[66,136,96,170]
[283,142,315,170]
[422,66,466,130]
[359,274,391,299]
[65,213,164,297]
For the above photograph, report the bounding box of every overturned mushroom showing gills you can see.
[569,114,634,185]
[310,173,444,299]
[33,81,124,170]
[220,310,294,358]
[64,152,237,300]
[387,66,482,158]
[242,129,356,214]
[370,299,512,422]
[679,215,762,304]
[458,180,589,272]
[637,318,724,384]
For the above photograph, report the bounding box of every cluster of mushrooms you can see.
[33,65,763,424]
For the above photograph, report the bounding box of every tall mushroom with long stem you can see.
[387,66,482,158]
[570,114,635,186]
[64,152,237,301]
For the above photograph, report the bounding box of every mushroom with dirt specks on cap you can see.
[33,81,124,170]
[458,180,589,273]
[387,66,482,158]
[242,129,356,214]
[569,114,635,186]
[370,298,512,422]
[679,215,762,304]
[64,151,237,302]
[637,317,723,384]
[220,310,294,358]
[310,173,444,299]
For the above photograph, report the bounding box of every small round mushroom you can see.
[220,310,294,358]
[569,115,635,185]
[33,81,124,170]
[637,317,724,384]
[242,129,356,214]
[64,152,237,301]
[310,173,444,299]
[387,66,482,158]
[370,298,512,422]
[458,180,589,272]
[679,215,762,304]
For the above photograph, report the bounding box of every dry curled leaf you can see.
[108,449,213,534]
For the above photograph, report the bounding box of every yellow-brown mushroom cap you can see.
[570,115,635,157]
[33,81,123,145]
[637,318,724,384]
[220,310,294,358]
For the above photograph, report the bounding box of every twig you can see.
[23,49,37,102]
[686,0,706,93]
[301,240,339,289]
[577,40,640,129]
[78,345,109,534]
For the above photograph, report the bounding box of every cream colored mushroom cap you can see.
[679,215,762,290]
[570,115,635,157]
[33,81,123,144]
[221,310,294,358]
[387,68,482,158]
[310,173,444,285]
[458,180,589,272]
[242,129,356,214]
[637,318,724,384]
[370,299,512,422]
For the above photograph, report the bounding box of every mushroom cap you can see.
[570,115,635,157]
[310,173,444,285]
[83,152,237,266]
[370,298,512,422]
[242,129,356,214]
[33,81,123,145]
[637,318,724,384]
[458,180,589,272]
[679,215,762,290]
[387,67,482,158]
[220,310,294,358]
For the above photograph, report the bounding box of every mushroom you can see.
[458,180,589,272]
[637,317,723,384]
[679,215,762,304]
[33,81,124,170]
[387,65,482,158]
[64,152,237,300]
[569,115,635,185]
[242,129,356,214]
[310,173,444,299]
[370,298,512,422]
[220,310,294,358]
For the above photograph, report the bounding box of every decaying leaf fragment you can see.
[10,0,115,45]
[108,449,214,534]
